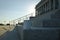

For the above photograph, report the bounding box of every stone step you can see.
[30,19,60,27]
[23,29,60,40]
[51,10,60,19]
[43,20,60,27]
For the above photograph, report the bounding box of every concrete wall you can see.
[23,20,32,30]
[16,24,23,40]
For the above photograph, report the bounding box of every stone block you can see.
[23,20,32,29]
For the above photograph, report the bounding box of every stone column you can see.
[43,5,44,13]
[49,0,51,11]
[46,3,48,12]
[58,0,60,9]
[47,2,49,12]
[45,4,46,13]
[44,4,45,13]
[53,0,55,10]
[48,0,50,11]
[42,6,44,13]
[36,10,38,16]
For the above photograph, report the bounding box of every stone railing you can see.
[9,13,34,25]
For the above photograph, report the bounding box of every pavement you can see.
[0,27,20,40]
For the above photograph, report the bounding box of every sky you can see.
[0,0,40,23]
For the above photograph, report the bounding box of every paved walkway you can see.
[0,27,20,40]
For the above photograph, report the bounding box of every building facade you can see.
[35,0,60,16]
[30,0,60,27]
[16,0,60,40]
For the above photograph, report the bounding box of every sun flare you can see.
[27,5,35,16]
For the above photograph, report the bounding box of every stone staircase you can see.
[19,9,60,40]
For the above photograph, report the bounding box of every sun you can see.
[29,7,35,13]
[27,5,35,16]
